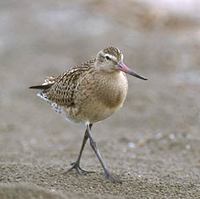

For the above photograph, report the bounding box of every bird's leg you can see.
[86,124,121,183]
[67,124,94,175]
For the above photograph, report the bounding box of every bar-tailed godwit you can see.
[30,47,147,183]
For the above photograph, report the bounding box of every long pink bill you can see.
[118,62,147,80]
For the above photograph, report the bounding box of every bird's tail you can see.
[29,76,57,90]
[29,84,52,90]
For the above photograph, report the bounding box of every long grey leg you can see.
[86,124,121,183]
[67,124,93,174]
[75,123,93,165]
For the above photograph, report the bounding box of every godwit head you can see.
[96,47,147,80]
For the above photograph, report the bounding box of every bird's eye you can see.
[105,55,111,61]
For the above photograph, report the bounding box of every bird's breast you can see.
[69,70,128,123]
[96,71,128,109]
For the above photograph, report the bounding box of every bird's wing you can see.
[45,60,95,107]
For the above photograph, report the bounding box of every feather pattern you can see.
[45,59,96,107]
[29,47,128,123]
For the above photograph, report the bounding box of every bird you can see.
[29,46,147,183]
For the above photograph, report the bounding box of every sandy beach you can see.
[0,0,200,198]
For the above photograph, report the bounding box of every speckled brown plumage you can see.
[45,60,96,107]
[29,46,147,183]
[31,50,128,123]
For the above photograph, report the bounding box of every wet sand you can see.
[0,0,200,198]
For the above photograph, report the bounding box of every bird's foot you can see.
[66,161,94,175]
[104,171,122,184]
